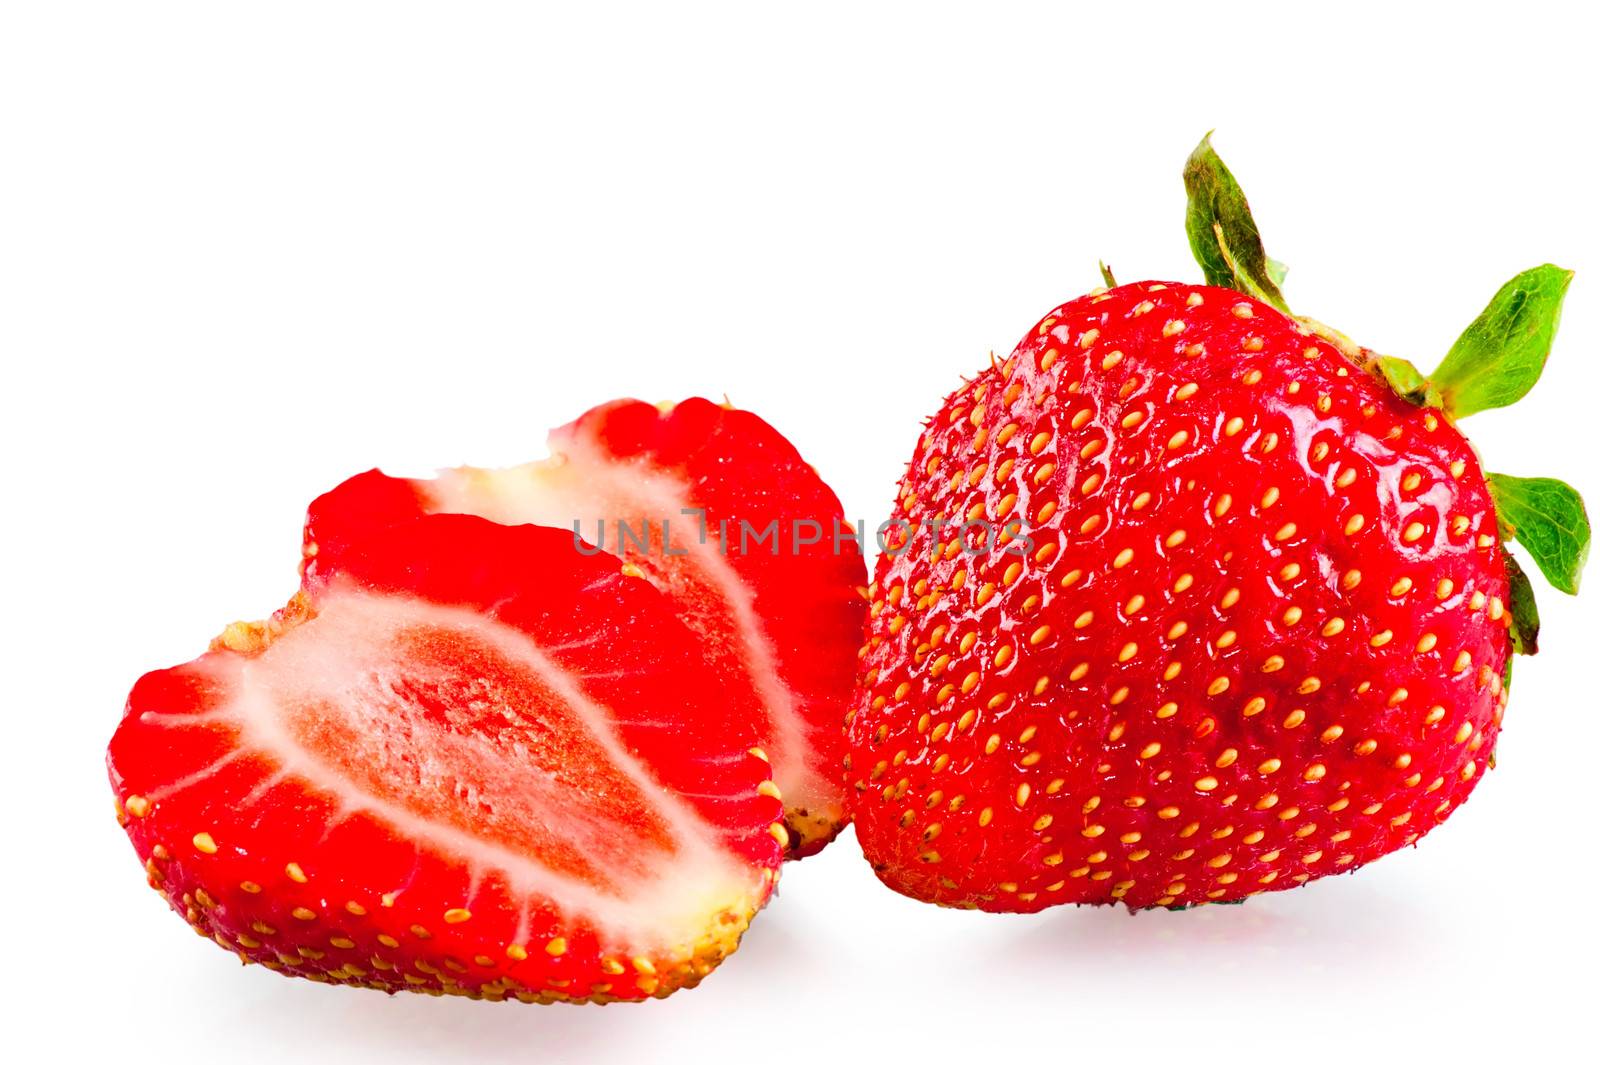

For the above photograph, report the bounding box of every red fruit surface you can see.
[848,281,1513,911]
[109,516,784,1001]
[304,397,865,856]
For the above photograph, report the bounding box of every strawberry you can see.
[109,515,785,1001]
[846,136,1589,911]
[304,397,865,857]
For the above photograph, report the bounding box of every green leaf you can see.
[1487,473,1591,594]
[1099,261,1118,288]
[1182,133,1291,315]
[1504,554,1540,656]
[1428,265,1573,418]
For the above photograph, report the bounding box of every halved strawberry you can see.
[303,397,866,856]
[109,515,785,1002]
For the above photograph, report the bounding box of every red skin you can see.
[109,516,783,1001]
[304,398,866,857]
[848,282,1512,911]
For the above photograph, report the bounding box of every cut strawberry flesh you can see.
[254,592,677,889]
[303,398,866,856]
[109,516,783,1001]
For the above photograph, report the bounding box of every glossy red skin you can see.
[305,398,867,858]
[848,282,1513,911]
[109,516,783,1001]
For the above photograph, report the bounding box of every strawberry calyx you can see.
[1183,132,1290,314]
[1182,133,1589,660]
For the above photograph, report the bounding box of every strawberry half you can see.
[847,136,1588,911]
[109,515,785,1001]
[303,397,866,857]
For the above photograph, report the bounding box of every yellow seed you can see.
[192,833,218,855]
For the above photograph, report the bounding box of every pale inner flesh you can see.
[193,588,757,942]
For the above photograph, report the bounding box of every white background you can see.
[4,2,1597,1061]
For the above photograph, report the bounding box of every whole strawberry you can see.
[846,136,1588,911]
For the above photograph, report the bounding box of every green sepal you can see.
[1182,133,1291,315]
[1429,265,1574,418]
[1504,554,1541,656]
[1099,261,1118,288]
[1377,355,1436,407]
[1487,473,1591,595]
